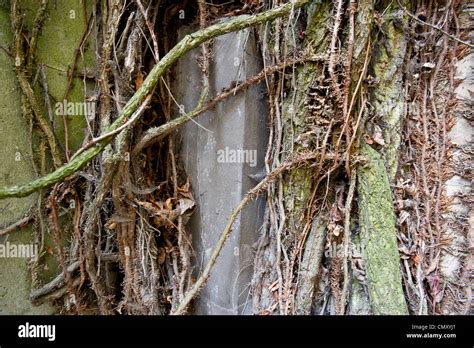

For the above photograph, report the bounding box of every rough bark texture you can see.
[357,143,408,314]
[285,1,331,314]
[370,2,408,182]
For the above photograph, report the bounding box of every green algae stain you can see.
[0,7,53,314]
[357,144,408,314]
[21,0,95,152]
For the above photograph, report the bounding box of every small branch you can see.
[40,65,54,125]
[16,72,64,168]
[26,0,49,71]
[171,151,318,315]
[0,214,34,236]
[11,0,63,168]
[30,260,80,303]
[328,0,344,104]
[61,12,94,161]
[136,0,159,60]
[72,94,152,160]
[198,0,210,88]
[0,0,311,199]
[335,38,371,155]
[342,0,355,121]
[0,45,13,57]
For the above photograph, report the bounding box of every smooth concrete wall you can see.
[175,24,268,314]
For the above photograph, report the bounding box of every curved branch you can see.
[0,0,310,199]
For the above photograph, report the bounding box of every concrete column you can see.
[175,24,268,314]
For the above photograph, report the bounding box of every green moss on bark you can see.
[357,143,408,314]
[282,1,331,235]
[284,1,332,312]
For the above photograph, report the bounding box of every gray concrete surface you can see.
[175,24,268,314]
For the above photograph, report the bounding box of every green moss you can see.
[0,1,95,313]
[305,1,332,50]
[0,7,52,314]
[21,0,95,281]
[357,144,408,314]
[0,9,38,226]
[21,0,95,152]
[281,1,331,235]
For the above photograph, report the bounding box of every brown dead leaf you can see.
[178,180,194,200]
[135,71,143,89]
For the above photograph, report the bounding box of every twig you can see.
[0,0,311,200]
[72,194,86,290]
[40,65,54,125]
[61,12,94,161]
[328,0,344,104]
[30,261,80,303]
[26,0,48,71]
[16,72,63,168]
[71,94,152,160]
[198,0,210,88]
[48,185,74,297]
[335,37,371,158]
[0,45,13,57]
[11,0,63,168]
[171,151,318,315]
[342,0,355,134]
[136,0,159,60]
[0,215,34,236]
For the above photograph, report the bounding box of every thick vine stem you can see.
[0,0,310,200]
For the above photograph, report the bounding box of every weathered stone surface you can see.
[0,4,52,314]
[175,25,268,314]
[21,0,95,152]
[0,0,94,314]
[439,50,472,313]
